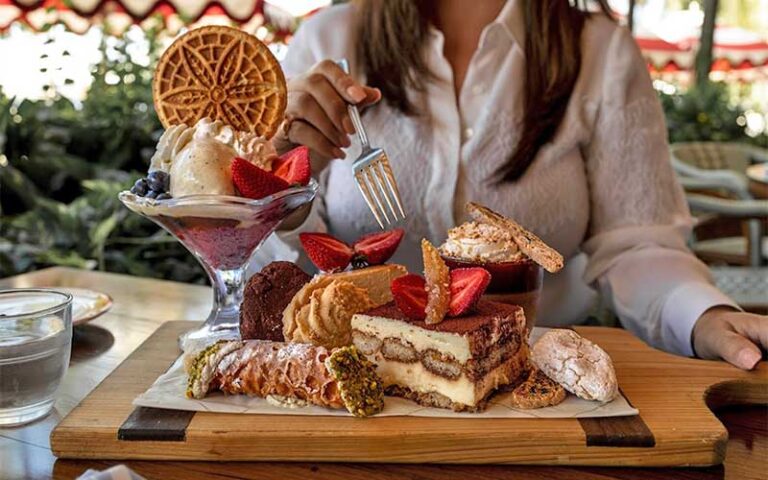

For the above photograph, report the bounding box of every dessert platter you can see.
[51,26,767,465]
[133,223,630,419]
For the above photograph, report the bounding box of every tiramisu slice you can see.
[351,300,529,411]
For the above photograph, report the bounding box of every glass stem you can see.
[205,266,246,332]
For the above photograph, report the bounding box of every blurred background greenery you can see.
[0,35,207,282]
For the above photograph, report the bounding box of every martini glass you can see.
[119,180,317,349]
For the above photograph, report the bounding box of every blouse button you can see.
[463,128,474,141]
[471,85,484,96]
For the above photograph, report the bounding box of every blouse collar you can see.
[496,0,525,47]
[428,0,525,50]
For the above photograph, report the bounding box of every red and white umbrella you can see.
[711,25,768,72]
[634,24,768,78]
[0,0,326,37]
[635,32,695,74]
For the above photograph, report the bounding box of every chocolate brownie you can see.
[239,261,310,341]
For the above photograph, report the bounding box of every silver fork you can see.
[337,59,406,229]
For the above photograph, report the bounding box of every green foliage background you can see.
[660,82,768,147]
[0,33,206,283]
[0,31,765,282]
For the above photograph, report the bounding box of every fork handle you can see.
[336,59,370,151]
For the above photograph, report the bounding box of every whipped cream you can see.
[440,221,523,263]
[149,118,277,197]
[284,279,373,349]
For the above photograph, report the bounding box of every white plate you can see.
[57,288,114,326]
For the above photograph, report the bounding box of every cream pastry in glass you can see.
[439,221,542,332]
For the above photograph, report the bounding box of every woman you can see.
[254,0,766,370]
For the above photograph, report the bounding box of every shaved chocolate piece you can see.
[240,261,311,341]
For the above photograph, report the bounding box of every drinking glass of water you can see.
[0,289,73,426]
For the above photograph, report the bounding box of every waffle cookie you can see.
[153,26,287,138]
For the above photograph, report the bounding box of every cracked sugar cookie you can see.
[531,329,618,402]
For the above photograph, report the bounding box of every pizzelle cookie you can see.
[153,26,287,138]
[466,202,564,273]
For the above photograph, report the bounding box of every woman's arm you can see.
[580,25,765,369]
[272,5,380,232]
[253,7,362,263]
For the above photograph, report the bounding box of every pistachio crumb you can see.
[325,346,384,417]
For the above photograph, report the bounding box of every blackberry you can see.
[156,192,172,200]
[145,190,159,199]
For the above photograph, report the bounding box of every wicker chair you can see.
[671,142,768,266]
[670,142,768,187]
[683,190,768,313]
[671,142,768,313]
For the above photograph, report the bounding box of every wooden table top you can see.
[1,267,765,480]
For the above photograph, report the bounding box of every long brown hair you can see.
[357,0,614,182]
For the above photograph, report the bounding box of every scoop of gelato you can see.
[149,118,278,197]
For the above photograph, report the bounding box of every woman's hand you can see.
[693,306,767,370]
[275,60,381,167]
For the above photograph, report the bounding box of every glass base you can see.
[119,181,318,354]
[0,398,54,427]
[178,319,240,353]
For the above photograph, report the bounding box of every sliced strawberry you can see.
[391,274,427,321]
[273,146,311,186]
[231,157,290,200]
[299,232,354,272]
[353,228,404,266]
[448,268,491,317]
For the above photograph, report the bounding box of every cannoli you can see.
[186,340,384,417]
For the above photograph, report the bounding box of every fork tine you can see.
[372,160,400,221]
[354,169,385,229]
[362,166,391,225]
[378,157,406,219]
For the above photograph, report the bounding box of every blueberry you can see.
[130,178,149,196]
[145,190,159,199]
[147,171,170,192]
[155,192,172,200]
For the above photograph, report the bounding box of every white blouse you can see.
[252,0,736,357]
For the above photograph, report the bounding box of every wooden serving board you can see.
[51,321,767,466]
